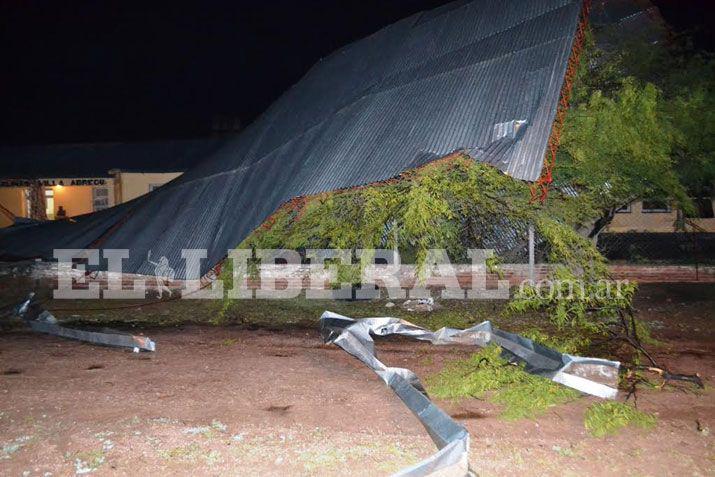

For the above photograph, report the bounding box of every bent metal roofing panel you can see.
[0,0,583,277]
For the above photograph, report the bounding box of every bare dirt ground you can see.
[0,283,713,476]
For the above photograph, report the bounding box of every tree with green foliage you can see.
[554,26,715,237]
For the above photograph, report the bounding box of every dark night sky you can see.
[0,0,712,147]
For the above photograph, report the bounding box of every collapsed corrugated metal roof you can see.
[0,0,584,277]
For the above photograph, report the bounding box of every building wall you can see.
[114,172,182,203]
[0,179,115,226]
[0,171,182,228]
[51,185,92,218]
[607,201,678,232]
[687,217,715,232]
[48,181,115,219]
[0,170,182,227]
[607,200,715,233]
[0,188,27,228]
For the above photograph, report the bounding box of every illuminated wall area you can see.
[46,182,114,219]
[0,172,184,227]
[0,188,27,228]
[0,178,114,226]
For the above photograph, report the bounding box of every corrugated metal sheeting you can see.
[0,0,583,277]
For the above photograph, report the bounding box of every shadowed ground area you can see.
[0,282,713,475]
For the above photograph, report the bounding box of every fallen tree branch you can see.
[624,364,704,389]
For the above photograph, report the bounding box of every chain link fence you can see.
[597,232,715,265]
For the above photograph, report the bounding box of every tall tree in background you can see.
[553,20,715,238]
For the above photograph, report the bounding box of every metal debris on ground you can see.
[401,298,437,312]
[320,311,620,476]
[13,293,156,352]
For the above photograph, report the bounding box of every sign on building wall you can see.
[0,178,109,187]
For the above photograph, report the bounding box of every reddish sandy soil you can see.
[0,284,713,476]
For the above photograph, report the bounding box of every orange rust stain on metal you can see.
[531,0,591,203]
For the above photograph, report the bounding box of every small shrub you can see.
[494,378,580,420]
[427,345,579,419]
[632,319,661,347]
[518,328,591,355]
[584,402,657,437]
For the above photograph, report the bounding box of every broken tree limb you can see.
[624,364,704,389]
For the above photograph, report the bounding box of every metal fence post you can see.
[528,224,535,283]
